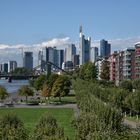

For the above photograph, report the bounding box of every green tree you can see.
[0,85,8,102]
[51,75,71,101]
[34,75,47,90]
[12,67,32,75]
[100,59,110,81]
[79,62,97,80]
[42,74,59,101]
[34,114,66,140]
[0,113,28,140]
[18,85,34,103]
[132,79,140,90]
[120,80,133,92]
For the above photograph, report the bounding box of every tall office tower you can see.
[135,43,140,79]
[72,55,79,68]
[65,44,76,62]
[57,50,64,68]
[38,50,45,70]
[38,50,43,65]
[46,46,58,66]
[108,51,117,82]
[90,47,98,63]
[79,26,91,65]
[115,51,124,85]
[100,39,111,58]
[23,52,33,70]
[7,61,17,73]
[122,48,135,80]
[1,63,8,73]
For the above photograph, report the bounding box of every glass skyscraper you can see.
[100,39,111,58]
[79,26,91,65]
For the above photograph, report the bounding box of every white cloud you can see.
[0,36,140,67]
[36,37,70,48]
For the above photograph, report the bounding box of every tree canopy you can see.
[0,86,8,101]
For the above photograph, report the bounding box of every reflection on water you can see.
[0,79,29,93]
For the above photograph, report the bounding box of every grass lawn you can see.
[0,108,75,140]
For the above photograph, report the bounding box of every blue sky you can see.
[0,0,140,44]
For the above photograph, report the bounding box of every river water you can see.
[0,80,29,93]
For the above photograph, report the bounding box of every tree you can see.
[132,79,140,90]
[0,113,28,140]
[42,85,51,101]
[18,85,34,103]
[51,75,71,101]
[100,59,110,81]
[120,80,133,92]
[34,75,47,90]
[79,62,97,80]
[42,74,59,101]
[0,86,8,102]
[34,114,66,140]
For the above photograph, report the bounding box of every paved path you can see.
[123,119,139,129]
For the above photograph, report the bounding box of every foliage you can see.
[51,75,71,101]
[12,67,32,75]
[18,85,34,102]
[34,114,66,140]
[34,75,47,90]
[77,62,97,80]
[0,113,28,140]
[72,79,140,139]
[132,78,140,90]
[119,80,133,92]
[100,59,110,81]
[0,85,8,101]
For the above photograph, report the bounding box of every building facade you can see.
[8,61,17,73]
[100,39,111,58]
[65,44,76,62]
[135,43,140,79]
[90,47,98,63]
[79,26,91,65]
[122,48,135,80]
[23,52,33,70]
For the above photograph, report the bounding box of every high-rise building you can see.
[57,50,64,68]
[115,51,124,85]
[65,44,76,62]
[8,61,17,73]
[135,42,140,79]
[1,63,8,73]
[23,52,33,70]
[100,39,111,58]
[72,55,79,68]
[108,51,117,82]
[46,47,64,68]
[90,47,98,63]
[122,48,135,80]
[79,26,91,65]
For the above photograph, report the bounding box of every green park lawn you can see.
[0,108,75,140]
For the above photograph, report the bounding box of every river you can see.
[0,79,29,93]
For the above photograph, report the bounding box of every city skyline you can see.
[0,0,140,66]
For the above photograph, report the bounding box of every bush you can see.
[0,113,28,140]
[34,114,66,140]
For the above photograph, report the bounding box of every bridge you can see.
[0,61,71,81]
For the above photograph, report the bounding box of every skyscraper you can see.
[46,47,64,68]
[65,44,76,62]
[57,50,64,68]
[79,26,91,65]
[23,52,33,70]
[7,61,17,73]
[100,39,111,58]
[90,47,98,62]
